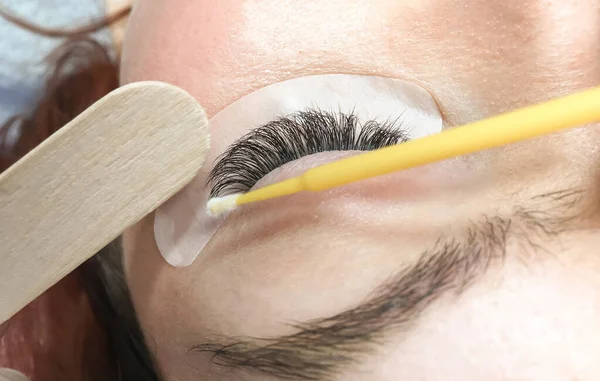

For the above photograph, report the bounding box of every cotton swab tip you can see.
[206,194,241,217]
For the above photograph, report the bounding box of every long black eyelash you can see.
[207,109,411,197]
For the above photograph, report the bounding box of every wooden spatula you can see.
[0,81,210,324]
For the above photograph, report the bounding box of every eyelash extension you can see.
[207,109,411,197]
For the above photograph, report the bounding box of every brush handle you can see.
[303,87,600,190]
[236,87,600,207]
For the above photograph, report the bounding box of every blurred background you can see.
[0,0,129,145]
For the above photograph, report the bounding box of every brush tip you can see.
[206,194,241,217]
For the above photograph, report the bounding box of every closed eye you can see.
[206,108,411,197]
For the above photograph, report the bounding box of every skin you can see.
[121,0,600,380]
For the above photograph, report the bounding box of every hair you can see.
[0,7,159,381]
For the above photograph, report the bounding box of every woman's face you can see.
[120,0,600,380]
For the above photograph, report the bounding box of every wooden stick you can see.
[0,81,210,324]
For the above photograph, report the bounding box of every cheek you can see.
[121,0,244,114]
[121,0,447,117]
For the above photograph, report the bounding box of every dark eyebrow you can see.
[188,188,586,380]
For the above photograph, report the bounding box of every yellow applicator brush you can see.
[207,87,600,216]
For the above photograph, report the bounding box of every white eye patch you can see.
[154,74,442,267]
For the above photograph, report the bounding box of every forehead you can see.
[121,0,587,122]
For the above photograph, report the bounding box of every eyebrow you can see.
[188,188,586,380]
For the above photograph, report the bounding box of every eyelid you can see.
[154,74,443,267]
[207,109,412,197]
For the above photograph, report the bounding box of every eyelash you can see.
[207,109,411,197]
